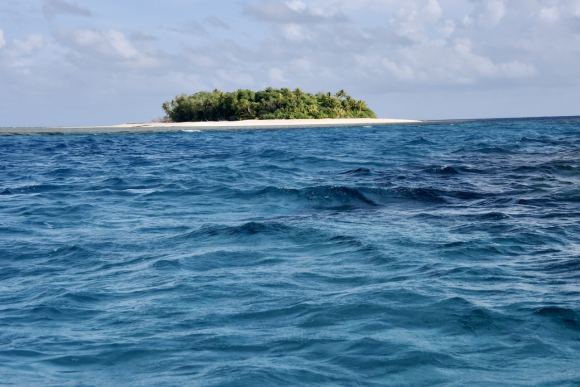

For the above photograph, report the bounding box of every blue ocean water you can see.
[0,118,579,386]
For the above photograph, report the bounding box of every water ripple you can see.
[1,118,580,385]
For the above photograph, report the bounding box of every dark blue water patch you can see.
[405,136,436,145]
[1,118,580,386]
[341,167,372,175]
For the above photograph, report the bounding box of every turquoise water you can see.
[0,118,579,386]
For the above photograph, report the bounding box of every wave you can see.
[0,183,63,195]
[2,118,580,386]
[340,167,372,175]
[406,137,436,145]
[224,185,491,210]
[167,222,326,248]
[170,222,371,248]
[191,221,298,238]
[423,165,460,175]
[532,306,580,331]
[251,185,378,210]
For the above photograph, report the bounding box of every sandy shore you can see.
[0,118,421,134]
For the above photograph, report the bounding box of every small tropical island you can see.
[162,88,377,122]
[0,88,420,134]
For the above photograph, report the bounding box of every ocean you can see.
[0,117,579,386]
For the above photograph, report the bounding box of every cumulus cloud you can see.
[10,34,44,56]
[61,29,158,68]
[426,0,443,20]
[42,0,92,19]
[0,34,46,71]
[3,0,580,125]
[365,38,535,87]
[538,6,560,23]
[472,0,506,26]
[282,24,310,41]
[240,0,542,91]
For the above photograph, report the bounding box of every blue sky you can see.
[1,0,580,126]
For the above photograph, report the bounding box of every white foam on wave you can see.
[124,188,157,194]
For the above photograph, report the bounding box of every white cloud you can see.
[572,1,580,18]
[441,20,455,38]
[286,0,306,13]
[474,0,506,26]
[234,0,548,92]
[65,29,158,68]
[462,15,473,27]
[426,0,442,20]
[3,0,580,125]
[374,36,535,86]
[11,34,44,56]
[382,58,415,81]
[538,7,560,23]
[0,34,46,72]
[282,24,309,41]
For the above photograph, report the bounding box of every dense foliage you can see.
[162,88,377,122]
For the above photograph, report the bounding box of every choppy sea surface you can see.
[1,117,579,386]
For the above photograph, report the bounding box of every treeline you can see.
[162,88,377,122]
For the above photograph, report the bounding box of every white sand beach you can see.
[0,118,421,134]
[113,118,421,129]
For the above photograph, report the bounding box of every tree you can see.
[162,88,377,122]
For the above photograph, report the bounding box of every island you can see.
[162,88,377,121]
[0,88,421,134]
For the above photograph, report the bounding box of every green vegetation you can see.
[162,88,377,122]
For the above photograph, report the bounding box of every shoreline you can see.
[0,118,421,134]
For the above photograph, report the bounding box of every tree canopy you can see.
[162,88,377,122]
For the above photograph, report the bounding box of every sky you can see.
[1,0,580,126]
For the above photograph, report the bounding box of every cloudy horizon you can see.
[1,0,580,126]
